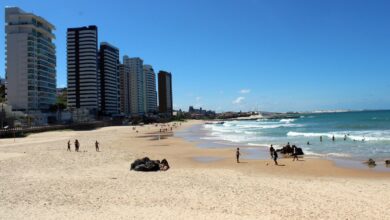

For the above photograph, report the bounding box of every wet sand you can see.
[0,120,389,219]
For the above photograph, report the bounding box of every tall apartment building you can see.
[98,42,120,115]
[123,56,145,116]
[158,71,173,116]
[5,7,56,111]
[143,65,157,114]
[67,25,99,112]
[119,64,131,115]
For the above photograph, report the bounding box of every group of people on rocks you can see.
[235,142,303,165]
[67,139,100,152]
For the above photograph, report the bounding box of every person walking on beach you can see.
[273,150,278,165]
[95,140,99,152]
[292,145,299,161]
[269,145,275,159]
[67,140,71,152]
[236,148,241,163]
[75,139,79,152]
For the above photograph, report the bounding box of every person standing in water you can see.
[269,145,275,159]
[95,140,99,152]
[236,148,241,163]
[344,135,347,141]
[273,150,278,165]
[67,140,71,152]
[332,135,335,141]
[320,136,323,142]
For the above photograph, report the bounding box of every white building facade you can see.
[5,7,56,111]
[123,56,145,116]
[143,65,157,114]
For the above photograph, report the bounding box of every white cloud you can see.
[239,89,251,94]
[232,97,245,105]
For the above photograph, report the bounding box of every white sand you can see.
[0,121,389,219]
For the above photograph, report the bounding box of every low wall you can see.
[0,121,112,138]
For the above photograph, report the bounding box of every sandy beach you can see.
[0,120,389,219]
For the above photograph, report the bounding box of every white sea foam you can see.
[326,153,351,158]
[280,119,296,123]
[302,150,323,157]
[287,130,390,142]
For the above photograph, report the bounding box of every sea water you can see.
[180,110,390,162]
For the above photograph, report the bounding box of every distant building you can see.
[5,7,56,111]
[98,42,120,115]
[188,106,216,118]
[144,65,157,114]
[56,88,66,96]
[67,25,99,112]
[123,56,145,116]
[119,64,130,115]
[158,71,173,116]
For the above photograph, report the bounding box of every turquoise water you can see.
[201,110,390,161]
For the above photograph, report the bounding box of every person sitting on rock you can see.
[160,159,170,171]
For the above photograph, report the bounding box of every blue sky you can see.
[1,0,390,112]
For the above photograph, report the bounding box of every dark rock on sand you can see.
[385,160,390,165]
[277,145,304,155]
[130,157,170,172]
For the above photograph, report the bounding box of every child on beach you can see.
[236,148,241,163]
[95,140,99,152]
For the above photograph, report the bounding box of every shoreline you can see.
[174,120,390,177]
[181,120,390,173]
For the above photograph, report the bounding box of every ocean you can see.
[176,110,390,166]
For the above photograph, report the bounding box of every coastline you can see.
[177,120,390,176]
[1,120,389,219]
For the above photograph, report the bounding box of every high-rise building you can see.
[67,25,99,112]
[143,65,157,114]
[119,64,130,115]
[158,71,173,116]
[98,42,120,115]
[5,7,56,111]
[123,56,145,116]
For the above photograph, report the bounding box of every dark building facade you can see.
[158,71,173,116]
[67,25,99,111]
[98,42,120,115]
